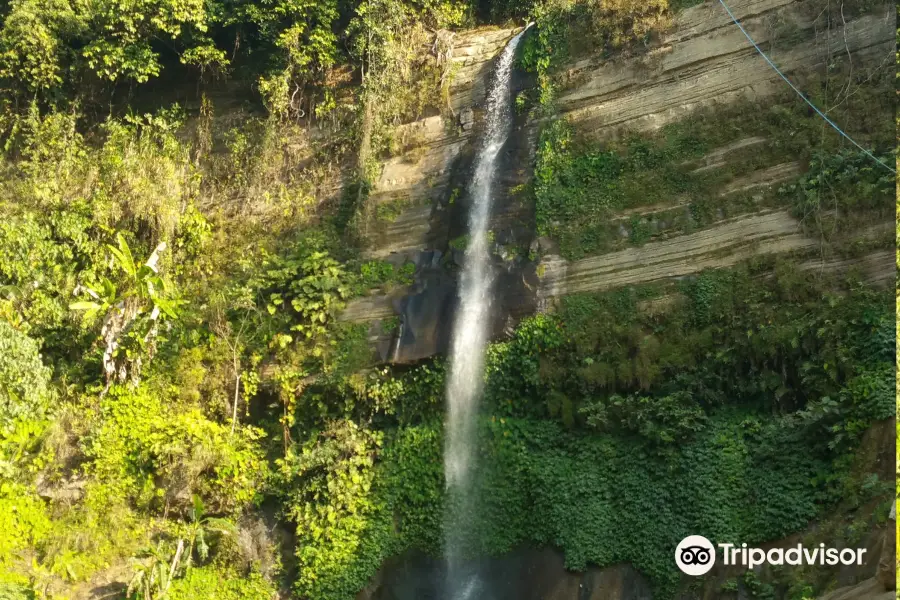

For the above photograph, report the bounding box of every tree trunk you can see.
[230,371,241,435]
[355,89,375,237]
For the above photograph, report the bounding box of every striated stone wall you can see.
[340,0,894,363]
[556,0,893,135]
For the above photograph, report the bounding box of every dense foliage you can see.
[0,0,893,599]
[0,0,471,109]
[249,266,895,599]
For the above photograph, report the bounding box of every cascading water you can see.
[443,26,528,600]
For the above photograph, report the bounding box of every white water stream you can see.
[443,27,528,600]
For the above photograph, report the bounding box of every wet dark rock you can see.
[389,259,456,363]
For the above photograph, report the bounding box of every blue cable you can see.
[716,0,895,174]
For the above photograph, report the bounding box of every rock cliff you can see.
[340,0,894,364]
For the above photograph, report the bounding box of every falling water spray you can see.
[442,25,529,600]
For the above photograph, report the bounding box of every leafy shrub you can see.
[0,322,53,480]
[263,244,352,345]
[166,567,275,600]
[521,0,670,107]
[0,214,82,336]
[532,119,709,259]
[580,391,707,444]
[532,85,894,260]
[357,260,415,291]
[0,0,213,96]
[276,419,383,600]
[280,262,894,599]
[0,483,51,580]
[484,313,565,416]
[0,322,52,422]
[84,385,268,514]
[780,149,894,238]
[93,110,194,240]
[0,582,35,600]
[364,361,445,424]
[35,481,149,583]
[271,420,443,600]
[287,402,858,599]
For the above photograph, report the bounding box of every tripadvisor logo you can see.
[675,535,716,576]
[675,535,868,576]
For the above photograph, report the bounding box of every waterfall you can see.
[443,27,528,600]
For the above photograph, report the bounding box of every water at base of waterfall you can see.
[447,566,486,600]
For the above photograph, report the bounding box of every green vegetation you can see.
[782,149,896,238]
[532,68,893,259]
[164,568,276,600]
[0,99,395,597]
[358,260,415,291]
[0,0,893,599]
[243,263,893,599]
[524,0,893,260]
[519,0,670,109]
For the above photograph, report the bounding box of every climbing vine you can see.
[270,262,894,599]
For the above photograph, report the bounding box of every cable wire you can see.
[716,0,895,174]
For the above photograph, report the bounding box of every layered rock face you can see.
[341,25,536,362]
[556,0,893,134]
[536,0,894,303]
[345,3,894,598]
[340,0,893,362]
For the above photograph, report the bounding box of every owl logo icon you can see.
[675,535,716,576]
